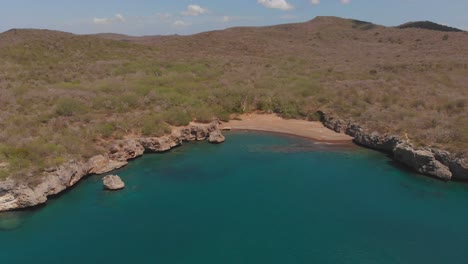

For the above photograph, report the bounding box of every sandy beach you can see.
[220,114,353,142]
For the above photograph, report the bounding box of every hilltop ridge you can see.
[398,21,464,32]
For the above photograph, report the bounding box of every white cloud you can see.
[115,14,125,22]
[223,16,232,23]
[340,0,351,4]
[173,20,190,27]
[182,5,208,16]
[92,14,125,25]
[310,0,320,5]
[257,0,294,10]
[93,18,112,25]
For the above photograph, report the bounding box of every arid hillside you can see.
[0,16,467,181]
[398,21,464,32]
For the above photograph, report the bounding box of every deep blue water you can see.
[1,131,468,264]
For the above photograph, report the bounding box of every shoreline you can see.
[224,129,358,148]
[1,113,466,213]
[0,122,225,212]
[220,114,353,142]
[220,113,466,180]
[226,129,353,142]
[320,112,467,181]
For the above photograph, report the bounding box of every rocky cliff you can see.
[320,112,467,180]
[0,122,225,212]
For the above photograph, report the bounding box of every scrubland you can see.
[0,17,466,180]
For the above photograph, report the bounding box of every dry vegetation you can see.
[0,16,467,181]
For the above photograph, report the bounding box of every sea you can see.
[1,131,467,263]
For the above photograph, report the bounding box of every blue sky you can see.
[1,0,467,35]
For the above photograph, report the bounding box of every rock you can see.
[322,116,349,133]
[0,180,21,212]
[102,175,125,190]
[353,131,402,152]
[44,167,57,173]
[192,125,209,140]
[88,155,127,175]
[46,159,90,190]
[139,135,181,152]
[432,149,468,180]
[178,127,194,141]
[109,140,145,162]
[320,111,460,180]
[452,158,468,180]
[0,121,225,212]
[208,129,225,143]
[393,143,452,180]
[13,184,48,208]
[345,123,363,137]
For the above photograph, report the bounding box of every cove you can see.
[1,131,468,264]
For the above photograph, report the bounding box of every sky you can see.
[0,0,467,35]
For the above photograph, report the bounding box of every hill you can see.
[0,16,467,181]
[398,21,464,32]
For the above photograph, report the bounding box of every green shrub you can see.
[256,98,273,111]
[96,123,116,138]
[0,146,36,171]
[55,98,86,116]
[92,96,118,111]
[215,110,231,122]
[136,85,154,96]
[0,169,8,180]
[140,115,171,136]
[119,94,140,110]
[163,110,192,126]
[272,98,301,119]
[193,107,214,123]
[307,112,323,121]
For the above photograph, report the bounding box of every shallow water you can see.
[1,131,468,263]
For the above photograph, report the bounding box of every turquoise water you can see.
[1,131,468,263]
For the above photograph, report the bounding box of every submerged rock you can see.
[102,175,125,190]
[0,212,24,231]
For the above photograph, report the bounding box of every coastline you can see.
[222,112,466,180]
[0,113,467,213]
[320,112,467,181]
[220,114,353,142]
[0,122,225,212]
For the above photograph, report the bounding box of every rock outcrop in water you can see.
[207,130,226,143]
[0,122,224,212]
[320,112,467,180]
[102,175,125,190]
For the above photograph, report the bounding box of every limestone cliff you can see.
[0,122,224,212]
[320,112,467,180]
